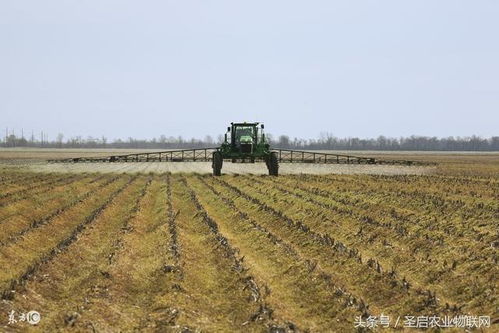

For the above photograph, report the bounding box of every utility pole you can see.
[41,131,43,147]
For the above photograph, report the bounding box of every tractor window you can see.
[235,126,254,143]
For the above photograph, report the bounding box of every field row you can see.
[0,172,496,331]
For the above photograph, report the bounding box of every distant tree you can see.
[1,128,497,151]
[56,133,64,148]
[491,137,499,151]
[278,135,290,148]
[204,135,214,145]
[266,133,274,145]
[6,134,16,147]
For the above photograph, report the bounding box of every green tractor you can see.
[212,122,279,176]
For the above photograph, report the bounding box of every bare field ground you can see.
[23,161,434,176]
[0,150,497,331]
[5,148,498,176]
[1,148,497,177]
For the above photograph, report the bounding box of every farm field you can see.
[25,161,434,176]
[0,153,497,332]
[3,148,499,177]
[0,147,442,176]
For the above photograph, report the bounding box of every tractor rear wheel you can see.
[212,152,223,176]
[268,152,279,176]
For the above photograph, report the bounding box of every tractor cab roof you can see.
[231,122,260,127]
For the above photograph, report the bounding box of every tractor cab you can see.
[231,123,258,153]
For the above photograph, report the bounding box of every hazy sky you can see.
[1,1,498,141]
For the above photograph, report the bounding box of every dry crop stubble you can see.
[0,153,496,331]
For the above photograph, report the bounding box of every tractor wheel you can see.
[268,152,279,176]
[212,152,223,176]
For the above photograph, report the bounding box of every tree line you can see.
[1,132,498,151]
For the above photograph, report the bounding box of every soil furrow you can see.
[209,176,457,315]
[0,175,136,300]
[221,176,497,315]
[180,176,289,332]
[165,173,181,267]
[0,175,147,332]
[0,173,93,210]
[187,176,367,331]
[0,174,64,201]
[249,175,495,255]
[0,175,121,245]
